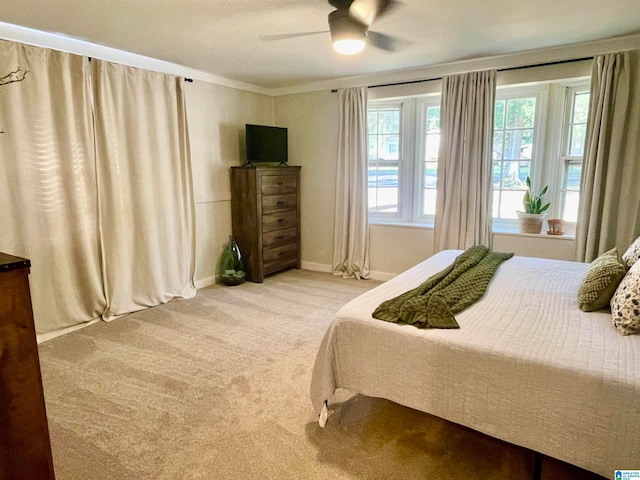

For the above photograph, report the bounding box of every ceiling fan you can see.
[262,0,406,55]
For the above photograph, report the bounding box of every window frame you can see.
[558,83,590,227]
[367,101,407,221]
[491,84,548,232]
[368,96,438,225]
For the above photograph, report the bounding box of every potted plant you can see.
[517,176,550,234]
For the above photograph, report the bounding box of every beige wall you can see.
[274,90,339,270]
[273,62,587,280]
[185,81,274,287]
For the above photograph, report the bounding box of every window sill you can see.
[369,221,434,230]
[492,228,575,240]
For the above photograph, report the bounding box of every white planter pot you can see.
[516,211,546,234]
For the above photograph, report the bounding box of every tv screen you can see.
[245,124,288,165]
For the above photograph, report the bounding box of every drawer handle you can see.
[278,252,285,256]
[276,201,284,205]
[277,182,284,185]
[277,218,285,223]
[276,236,284,240]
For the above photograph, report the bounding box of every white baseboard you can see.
[301,261,332,273]
[195,276,216,289]
[301,261,396,282]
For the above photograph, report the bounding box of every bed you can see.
[310,250,640,478]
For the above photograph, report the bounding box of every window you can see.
[368,97,440,224]
[367,76,589,234]
[422,104,440,217]
[492,87,544,226]
[368,104,401,215]
[560,86,590,223]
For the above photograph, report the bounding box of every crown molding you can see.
[0,21,272,96]
[2,21,639,98]
[271,32,640,96]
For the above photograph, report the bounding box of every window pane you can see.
[492,189,500,217]
[425,133,439,161]
[367,111,377,134]
[494,100,505,129]
[368,136,378,160]
[505,130,533,159]
[426,106,440,133]
[569,124,586,156]
[493,132,504,160]
[499,190,524,219]
[573,92,590,123]
[566,163,582,190]
[424,161,437,188]
[379,110,399,133]
[506,97,536,128]
[379,134,399,160]
[368,105,401,215]
[423,189,437,215]
[493,161,501,188]
[563,191,580,222]
[368,164,398,213]
[501,161,528,189]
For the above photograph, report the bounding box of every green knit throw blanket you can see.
[372,245,514,329]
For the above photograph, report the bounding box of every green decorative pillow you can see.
[577,248,627,312]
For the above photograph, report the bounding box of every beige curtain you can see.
[434,70,496,251]
[0,41,106,335]
[332,87,370,279]
[576,50,640,262]
[92,60,196,320]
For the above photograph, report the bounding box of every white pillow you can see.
[622,235,640,267]
[611,259,640,335]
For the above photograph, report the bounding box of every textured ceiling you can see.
[1,0,640,89]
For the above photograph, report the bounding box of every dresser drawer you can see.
[262,194,297,215]
[261,175,297,195]
[263,243,298,274]
[263,226,298,249]
[262,210,297,232]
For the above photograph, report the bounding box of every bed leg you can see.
[533,452,543,480]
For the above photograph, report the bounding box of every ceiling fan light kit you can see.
[261,0,402,56]
[329,9,367,55]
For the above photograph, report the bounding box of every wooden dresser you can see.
[230,166,301,283]
[0,253,55,480]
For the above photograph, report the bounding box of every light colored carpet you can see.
[38,269,605,480]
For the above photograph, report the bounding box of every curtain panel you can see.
[434,70,496,251]
[0,40,106,335]
[0,39,196,337]
[576,50,640,262]
[332,87,370,279]
[92,60,196,320]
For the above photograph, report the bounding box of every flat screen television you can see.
[245,124,288,166]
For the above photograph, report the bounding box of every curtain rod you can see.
[330,56,594,92]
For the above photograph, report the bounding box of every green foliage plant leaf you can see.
[522,176,550,214]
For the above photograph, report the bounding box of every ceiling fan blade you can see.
[367,31,410,52]
[259,31,329,41]
[349,0,401,25]
[328,0,355,10]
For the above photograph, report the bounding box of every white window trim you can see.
[558,83,590,229]
[369,96,439,225]
[415,97,441,225]
[492,84,548,232]
[367,101,406,222]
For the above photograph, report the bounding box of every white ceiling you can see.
[1,0,640,90]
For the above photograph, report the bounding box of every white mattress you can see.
[310,250,640,477]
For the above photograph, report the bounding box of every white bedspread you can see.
[310,250,640,477]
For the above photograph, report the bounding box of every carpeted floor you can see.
[38,269,605,479]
